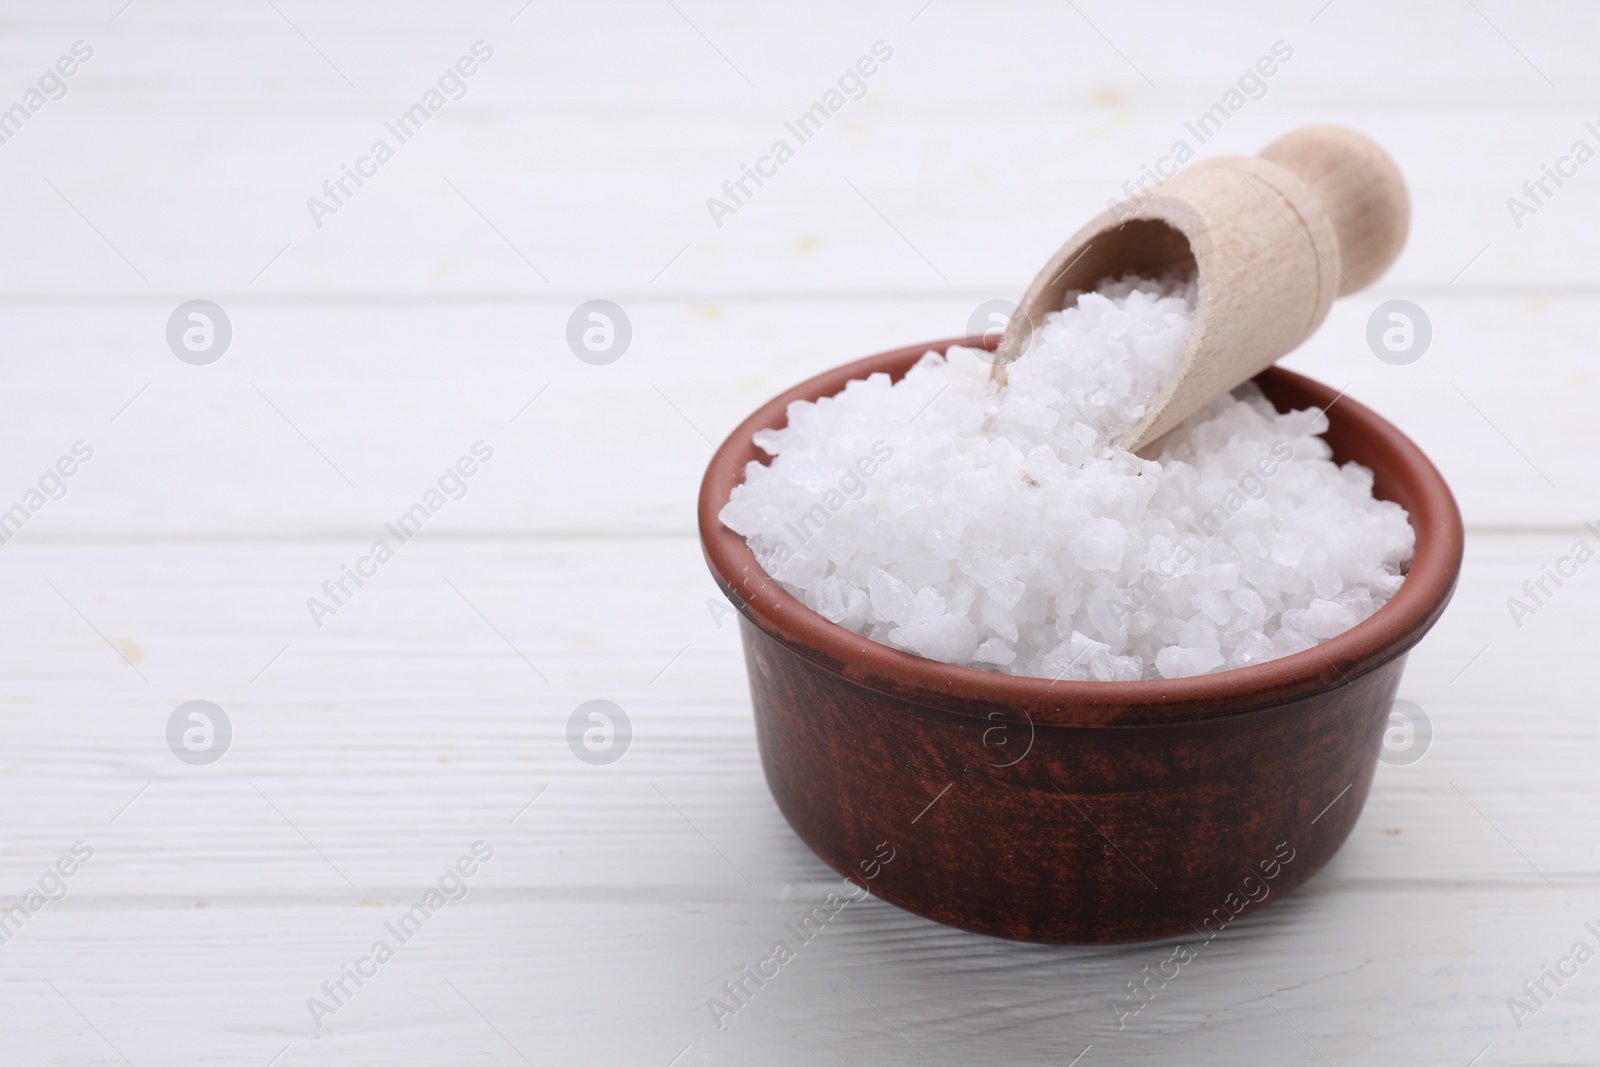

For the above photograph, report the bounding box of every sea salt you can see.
[719,272,1415,681]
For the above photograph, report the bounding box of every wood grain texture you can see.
[0,0,1595,1063]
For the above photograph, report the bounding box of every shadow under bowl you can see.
[698,337,1463,944]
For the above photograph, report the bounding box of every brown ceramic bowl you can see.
[698,337,1462,944]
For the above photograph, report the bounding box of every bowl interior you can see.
[698,338,1463,727]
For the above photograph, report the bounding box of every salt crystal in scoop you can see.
[718,272,1414,681]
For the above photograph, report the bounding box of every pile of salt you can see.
[719,272,1414,681]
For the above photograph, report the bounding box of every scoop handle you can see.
[1258,125,1409,296]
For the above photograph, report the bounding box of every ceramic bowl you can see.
[699,337,1462,943]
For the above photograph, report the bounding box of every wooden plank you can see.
[0,292,1587,537]
[4,109,1597,296]
[7,0,1594,115]
[0,6,1592,295]
[3,885,1595,1066]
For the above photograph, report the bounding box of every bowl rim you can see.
[698,336,1463,727]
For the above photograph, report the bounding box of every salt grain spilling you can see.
[718,272,1415,681]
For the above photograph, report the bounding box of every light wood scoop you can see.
[992,125,1409,453]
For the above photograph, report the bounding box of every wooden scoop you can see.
[992,125,1409,453]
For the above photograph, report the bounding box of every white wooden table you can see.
[1,1,1596,1063]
